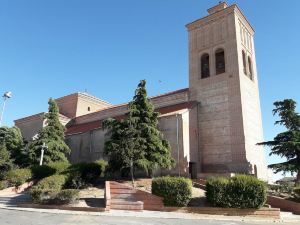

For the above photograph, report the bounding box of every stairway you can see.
[107,181,164,211]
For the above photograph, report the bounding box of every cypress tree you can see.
[258,99,300,183]
[29,98,70,164]
[129,80,175,175]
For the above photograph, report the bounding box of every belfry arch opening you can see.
[215,48,225,74]
[201,53,210,79]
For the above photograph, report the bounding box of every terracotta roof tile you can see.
[65,101,197,135]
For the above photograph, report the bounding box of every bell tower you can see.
[187,2,268,180]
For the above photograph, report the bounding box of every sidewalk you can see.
[0,193,299,223]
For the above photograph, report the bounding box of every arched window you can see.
[248,56,253,80]
[242,50,247,74]
[215,48,225,74]
[201,53,210,79]
[87,106,91,111]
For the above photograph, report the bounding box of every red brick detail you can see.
[106,181,164,211]
[267,195,300,215]
[66,101,197,135]
[65,120,102,135]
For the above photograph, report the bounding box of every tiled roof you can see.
[65,101,197,135]
[73,88,189,121]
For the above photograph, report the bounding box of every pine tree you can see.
[29,98,70,164]
[258,99,300,183]
[129,80,175,175]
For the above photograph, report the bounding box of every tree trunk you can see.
[130,159,135,188]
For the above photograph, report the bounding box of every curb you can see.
[1,205,299,223]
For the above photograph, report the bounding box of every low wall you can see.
[104,181,111,211]
[163,206,280,219]
[267,195,300,215]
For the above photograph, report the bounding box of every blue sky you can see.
[0,0,299,177]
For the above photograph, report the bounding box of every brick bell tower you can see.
[187,2,268,180]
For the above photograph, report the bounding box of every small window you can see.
[242,50,247,74]
[248,56,253,80]
[201,53,210,79]
[87,107,91,111]
[215,48,225,74]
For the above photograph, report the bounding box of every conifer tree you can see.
[129,80,175,175]
[0,126,27,166]
[0,144,14,178]
[29,98,70,164]
[258,99,300,183]
[103,80,175,182]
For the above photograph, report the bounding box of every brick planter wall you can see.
[267,195,300,215]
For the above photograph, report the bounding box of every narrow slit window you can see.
[248,56,253,80]
[242,50,247,75]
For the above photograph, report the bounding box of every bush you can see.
[30,188,79,204]
[5,168,32,187]
[34,175,67,191]
[64,171,87,189]
[0,180,8,190]
[31,165,56,179]
[47,161,70,174]
[31,161,70,180]
[206,175,267,209]
[54,189,79,204]
[66,160,107,184]
[152,176,192,207]
[293,187,300,201]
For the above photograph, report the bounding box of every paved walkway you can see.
[0,192,299,224]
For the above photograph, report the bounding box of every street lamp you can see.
[0,91,13,126]
[39,143,48,165]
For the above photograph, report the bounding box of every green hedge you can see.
[293,187,300,202]
[31,161,70,179]
[65,160,107,186]
[0,180,8,190]
[31,188,79,204]
[33,175,67,191]
[206,175,267,209]
[152,176,192,207]
[5,168,32,187]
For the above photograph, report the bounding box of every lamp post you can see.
[39,143,47,165]
[0,91,12,127]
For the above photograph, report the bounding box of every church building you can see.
[15,2,268,180]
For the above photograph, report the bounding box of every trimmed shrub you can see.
[5,168,32,187]
[64,171,87,189]
[54,189,79,204]
[34,174,67,191]
[47,161,70,174]
[30,188,79,204]
[293,187,300,202]
[31,161,70,180]
[206,175,267,209]
[66,160,107,185]
[0,180,8,190]
[31,165,56,179]
[152,176,192,207]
